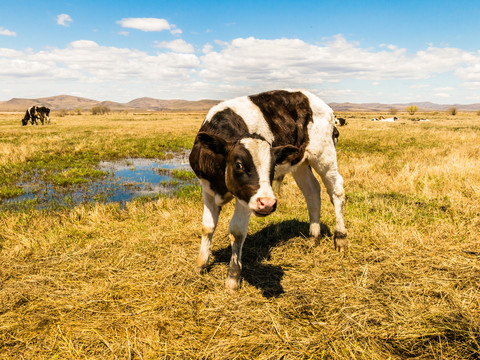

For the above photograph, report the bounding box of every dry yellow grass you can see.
[0,111,479,359]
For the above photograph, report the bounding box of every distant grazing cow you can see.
[21,106,50,126]
[335,117,347,126]
[379,116,398,122]
[21,106,35,126]
[371,116,398,122]
[189,89,347,291]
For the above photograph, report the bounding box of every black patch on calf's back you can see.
[249,90,313,165]
[200,108,249,141]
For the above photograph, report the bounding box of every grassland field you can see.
[0,110,479,359]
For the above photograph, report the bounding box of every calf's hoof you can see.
[334,231,348,253]
[225,266,242,291]
[309,223,321,239]
[194,264,208,275]
[225,276,241,292]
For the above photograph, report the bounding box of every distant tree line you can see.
[405,105,462,116]
[91,105,110,115]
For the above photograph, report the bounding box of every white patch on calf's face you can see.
[240,138,276,210]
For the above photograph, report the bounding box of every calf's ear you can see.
[196,132,229,156]
[273,145,300,165]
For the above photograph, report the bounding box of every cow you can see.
[335,117,347,126]
[379,116,398,122]
[189,89,347,291]
[371,116,397,122]
[21,106,50,126]
[21,106,35,126]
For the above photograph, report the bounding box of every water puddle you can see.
[2,153,199,210]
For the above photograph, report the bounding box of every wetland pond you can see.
[2,152,198,210]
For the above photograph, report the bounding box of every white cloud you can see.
[202,43,213,54]
[118,31,129,36]
[434,86,454,92]
[410,84,430,89]
[57,14,73,27]
[1,34,480,103]
[434,93,451,98]
[0,48,22,57]
[154,39,194,53]
[0,27,16,36]
[455,63,480,82]
[199,36,480,91]
[379,44,398,51]
[117,18,181,34]
[0,40,199,84]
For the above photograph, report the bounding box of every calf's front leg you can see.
[225,200,251,291]
[195,189,220,274]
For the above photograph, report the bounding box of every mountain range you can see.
[1,95,480,112]
[0,95,219,112]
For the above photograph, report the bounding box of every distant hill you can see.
[0,95,219,112]
[329,101,480,112]
[125,97,218,111]
[1,95,479,112]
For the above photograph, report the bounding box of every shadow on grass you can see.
[211,219,332,298]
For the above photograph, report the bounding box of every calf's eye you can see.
[235,161,243,170]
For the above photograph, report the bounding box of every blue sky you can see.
[1,0,480,104]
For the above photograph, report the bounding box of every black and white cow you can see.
[189,89,347,291]
[21,106,50,126]
[335,117,347,126]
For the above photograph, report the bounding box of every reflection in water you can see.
[98,157,193,199]
[2,155,198,210]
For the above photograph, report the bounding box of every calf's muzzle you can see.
[254,197,277,216]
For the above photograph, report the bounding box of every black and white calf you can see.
[189,89,347,291]
[21,106,50,126]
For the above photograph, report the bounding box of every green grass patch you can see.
[47,168,108,186]
[160,179,180,187]
[0,186,25,199]
[172,183,202,199]
[170,169,196,181]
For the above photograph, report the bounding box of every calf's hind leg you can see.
[291,162,321,239]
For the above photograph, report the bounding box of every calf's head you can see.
[196,132,299,216]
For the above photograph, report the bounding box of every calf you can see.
[189,89,347,291]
